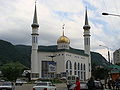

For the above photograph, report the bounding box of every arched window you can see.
[78,71,80,77]
[70,70,72,75]
[84,64,85,70]
[84,72,86,81]
[78,63,80,70]
[70,61,72,69]
[74,62,77,70]
[74,62,77,75]
[66,61,68,69]
[81,63,83,70]
[66,60,72,75]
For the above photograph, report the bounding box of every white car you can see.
[80,81,88,90]
[15,80,23,86]
[0,82,15,90]
[33,82,56,90]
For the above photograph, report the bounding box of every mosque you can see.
[31,4,91,81]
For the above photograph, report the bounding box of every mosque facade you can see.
[31,4,91,81]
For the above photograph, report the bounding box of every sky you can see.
[0,0,120,62]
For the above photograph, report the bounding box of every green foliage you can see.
[0,62,27,81]
[92,67,109,79]
[0,40,31,67]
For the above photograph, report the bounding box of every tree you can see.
[0,62,27,81]
[92,67,109,79]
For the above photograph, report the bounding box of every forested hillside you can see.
[0,39,109,68]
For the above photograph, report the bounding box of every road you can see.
[15,83,68,90]
[15,83,110,90]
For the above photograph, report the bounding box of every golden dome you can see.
[57,31,70,44]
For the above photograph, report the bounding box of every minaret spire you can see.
[85,7,88,25]
[83,8,90,30]
[31,1,39,28]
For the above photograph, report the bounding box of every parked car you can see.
[34,80,42,84]
[94,80,103,89]
[80,81,88,90]
[15,79,23,86]
[0,82,15,90]
[33,82,56,90]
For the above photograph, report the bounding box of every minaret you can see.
[83,9,91,55]
[83,8,91,79]
[31,3,39,80]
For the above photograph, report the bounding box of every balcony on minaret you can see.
[83,24,90,30]
[31,23,39,28]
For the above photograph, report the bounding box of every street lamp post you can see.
[99,45,111,63]
[102,12,120,17]
[48,55,56,61]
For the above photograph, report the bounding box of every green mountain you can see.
[0,39,109,68]
[0,40,31,67]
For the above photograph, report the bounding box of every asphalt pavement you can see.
[15,83,67,90]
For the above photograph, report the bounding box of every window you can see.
[78,71,80,77]
[66,61,68,69]
[74,62,77,70]
[74,71,77,75]
[81,63,83,70]
[70,70,72,75]
[66,60,72,75]
[84,72,86,81]
[89,63,90,72]
[81,72,83,79]
[32,37,35,43]
[78,63,80,70]
[32,73,39,78]
[84,64,85,70]
[70,61,72,69]
[35,37,38,43]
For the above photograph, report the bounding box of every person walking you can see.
[87,77,95,90]
[74,77,80,90]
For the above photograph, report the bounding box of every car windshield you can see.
[36,83,47,86]
[0,82,12,86]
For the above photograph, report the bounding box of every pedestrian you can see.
[74,77,80,90]
[112,80,115,89]
[108,80,112,89]
[87,77,95,90]
[115,79,120,90]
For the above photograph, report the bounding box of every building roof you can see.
[38,45,88,56]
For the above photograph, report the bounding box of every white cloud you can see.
[0,0,120,60]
